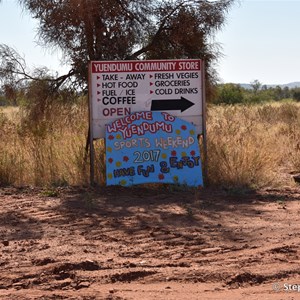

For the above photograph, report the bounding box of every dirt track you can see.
[0,186,300,299]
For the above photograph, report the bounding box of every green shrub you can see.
[214,83,245,105]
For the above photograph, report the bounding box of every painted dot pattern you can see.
[105,112,203,187]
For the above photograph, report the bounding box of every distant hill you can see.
[281,82,300,88]
[238,82,300,90]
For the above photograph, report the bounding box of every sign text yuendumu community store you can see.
[89,59,204,139]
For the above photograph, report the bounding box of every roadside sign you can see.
[105,111,203,187]
[89,59,204,138]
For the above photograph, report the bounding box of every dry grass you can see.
[0,100,98,186]
[0,101,299,188]
[207,102,300,189]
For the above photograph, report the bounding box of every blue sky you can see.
[0,0,65,75]
[1,0,300,85]
[216,0,300,84]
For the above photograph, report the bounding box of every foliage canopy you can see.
[0,0,235,92]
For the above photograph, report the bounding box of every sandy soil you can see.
[0,185,300,300]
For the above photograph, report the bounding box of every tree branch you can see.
[0,44,77,91]
[127,1,187,60]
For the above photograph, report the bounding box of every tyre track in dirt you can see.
[0,186,300,299]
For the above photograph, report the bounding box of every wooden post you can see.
[201,60,208,186]
[88,62,95,186]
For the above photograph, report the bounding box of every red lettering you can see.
[102,107,131,117]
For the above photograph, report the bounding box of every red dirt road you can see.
[0,186,300,299]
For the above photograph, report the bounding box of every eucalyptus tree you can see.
[11,0,235,90]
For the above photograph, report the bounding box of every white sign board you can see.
[89,59,203,139]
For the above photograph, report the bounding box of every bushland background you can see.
[1,82,299,190]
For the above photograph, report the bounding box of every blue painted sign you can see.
[105,111,203,187]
